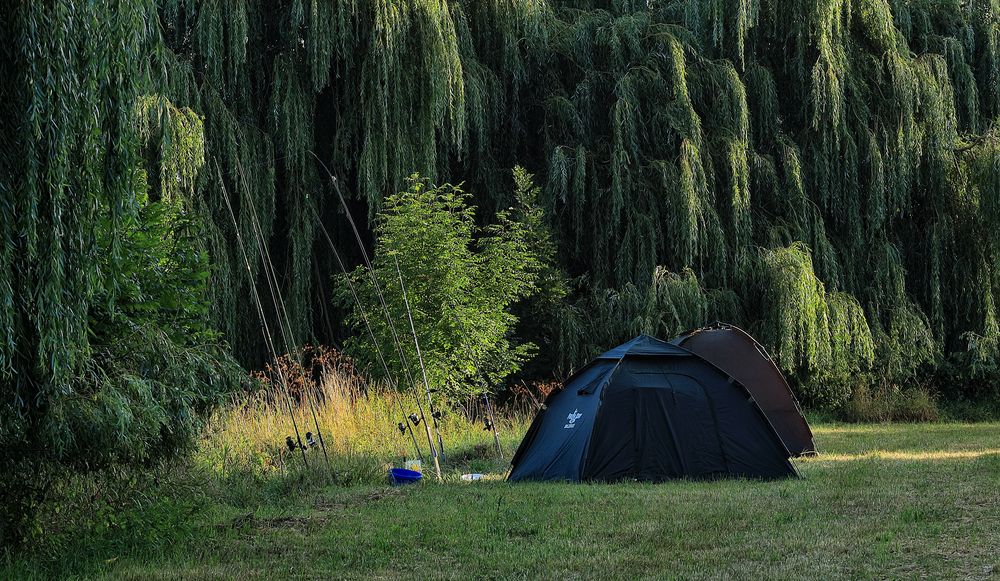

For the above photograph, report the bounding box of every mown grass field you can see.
[5,421,1000,580]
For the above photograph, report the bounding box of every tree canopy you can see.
[4,1,1000,476]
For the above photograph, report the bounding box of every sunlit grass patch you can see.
[800,448,1000,463]
[195,351,530,489]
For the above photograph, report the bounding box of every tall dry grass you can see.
[195,347,534,485]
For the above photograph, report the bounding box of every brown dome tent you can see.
[671,323,816,457]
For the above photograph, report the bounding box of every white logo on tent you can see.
[564,409,583,429]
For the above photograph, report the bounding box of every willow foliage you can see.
[2,1,244,544]
[131,0,1000,406]
[5,0,1000,463]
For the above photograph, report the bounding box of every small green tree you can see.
[337,171,545,401]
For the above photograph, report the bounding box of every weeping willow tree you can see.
[5,2,1000,514]
[136,0,1000,407]
[518,0,999,405]
[1,1,243,545]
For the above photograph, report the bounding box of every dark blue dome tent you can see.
[508,334,800,482]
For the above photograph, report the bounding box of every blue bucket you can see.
[388,468,423,486]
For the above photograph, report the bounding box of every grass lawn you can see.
[6,422,1000,579]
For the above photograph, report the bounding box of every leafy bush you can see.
[337,171,547,401]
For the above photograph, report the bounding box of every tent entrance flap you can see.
[634,388,686,480]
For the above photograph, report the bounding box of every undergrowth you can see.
[838,383,940,423]
[3,350,528,574]
[196,347,532,491]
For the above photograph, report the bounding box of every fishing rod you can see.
[307,201,425,462]
[216,163,309,468]
[236,160,331,471]
[236,161,331,469]
[393,255,447,461]
[444,301,505,460]
[308,151,442,480]
[312,256,338,343]
[312,212,424,461]
[304,157,424,398]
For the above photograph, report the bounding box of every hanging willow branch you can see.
[6,0,1000,422]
